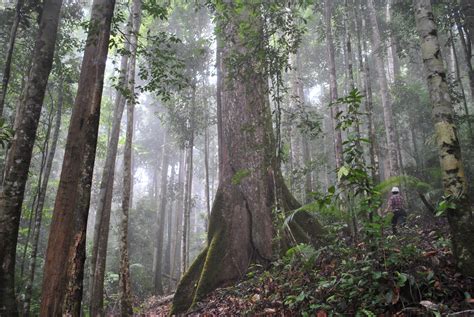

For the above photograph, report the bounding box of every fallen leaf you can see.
[422,251,437,257]
[420,300,439,310]
[264,308,276,314]
[316,310,327,317]
[251,294,261,302]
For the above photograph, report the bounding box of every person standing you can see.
[385,187,407,234]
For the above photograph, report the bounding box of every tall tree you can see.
[0,0,62,313]
[367,0,400,177]
[119,0,141,314]
[323,0,343,171]
[89,14,132,317]
[0,0,25,116]
[40,0,116,313]
[153,135,170,295]
[171,1,323,314]
[23,78,63,316]
[414,0,474,276]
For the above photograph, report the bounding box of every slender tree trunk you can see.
[461,0,474,46]
[216,27,224,180]
[40,0,115,314]
[19,100,52,281]
[323,0,343,170]
[171,150,185,281]
[165,164,175,293]
[0,0,24,116]
[23,81,63,316]
[387,0,401,80]
[89,15,132,317]
[171,3,324,313]
[204,122,211,229]
[449,27,473,140]
[119,0,141,314]
[182,132,194,274]
[0,0,62,313]
[453,9,474,108]
[415,0,474,276]
[153,137,170,295]
[367,0,400,177]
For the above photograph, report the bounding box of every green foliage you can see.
[0,117,13,148]
[231,169,251,185]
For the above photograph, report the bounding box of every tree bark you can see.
[153,136,170,295]
[448,26,473,140]
[165,163,175,293]
[40,0,115,314]
[461,0,474,47]
[171,2,324,314]
[367,0,400,177]
[323,0,343,171]
[0,0,62,314]
[89,14,132,317]
[119,0,141,314]
[181,131,194,274]
[23,80,63,316]
[414,0,474,276]
[0,0,25,116]
[171,150,185,281]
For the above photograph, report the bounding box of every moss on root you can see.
[170,182,326,315]
[169,248,207,315]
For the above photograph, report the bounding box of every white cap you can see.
[391,186,400,193]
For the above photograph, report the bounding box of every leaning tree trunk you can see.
[414,0,474,276]
[119,0,141,314]
[0,0,24,116]
[367,0,400,178]
[40,0,115,314]
[23,80,63,316]
[0,0,62,314]
[89,14,132,317]
[171,2,324,314]
[323,0,343,171]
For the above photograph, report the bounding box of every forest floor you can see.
[140,216,474,316]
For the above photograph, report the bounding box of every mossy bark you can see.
[171,2,324,314]
[415,0,474,276]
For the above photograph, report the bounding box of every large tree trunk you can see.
[0,0,62,314]
[119,0,141,314]
[0,0,24,116]
[40,0,115,314]
[414,0,474,276]
[367,0,400,177]
[323,0,343,171]
[23,80,63,316]
[153,136,170,295]
[171,2,324,314]
[89,15,132,317]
